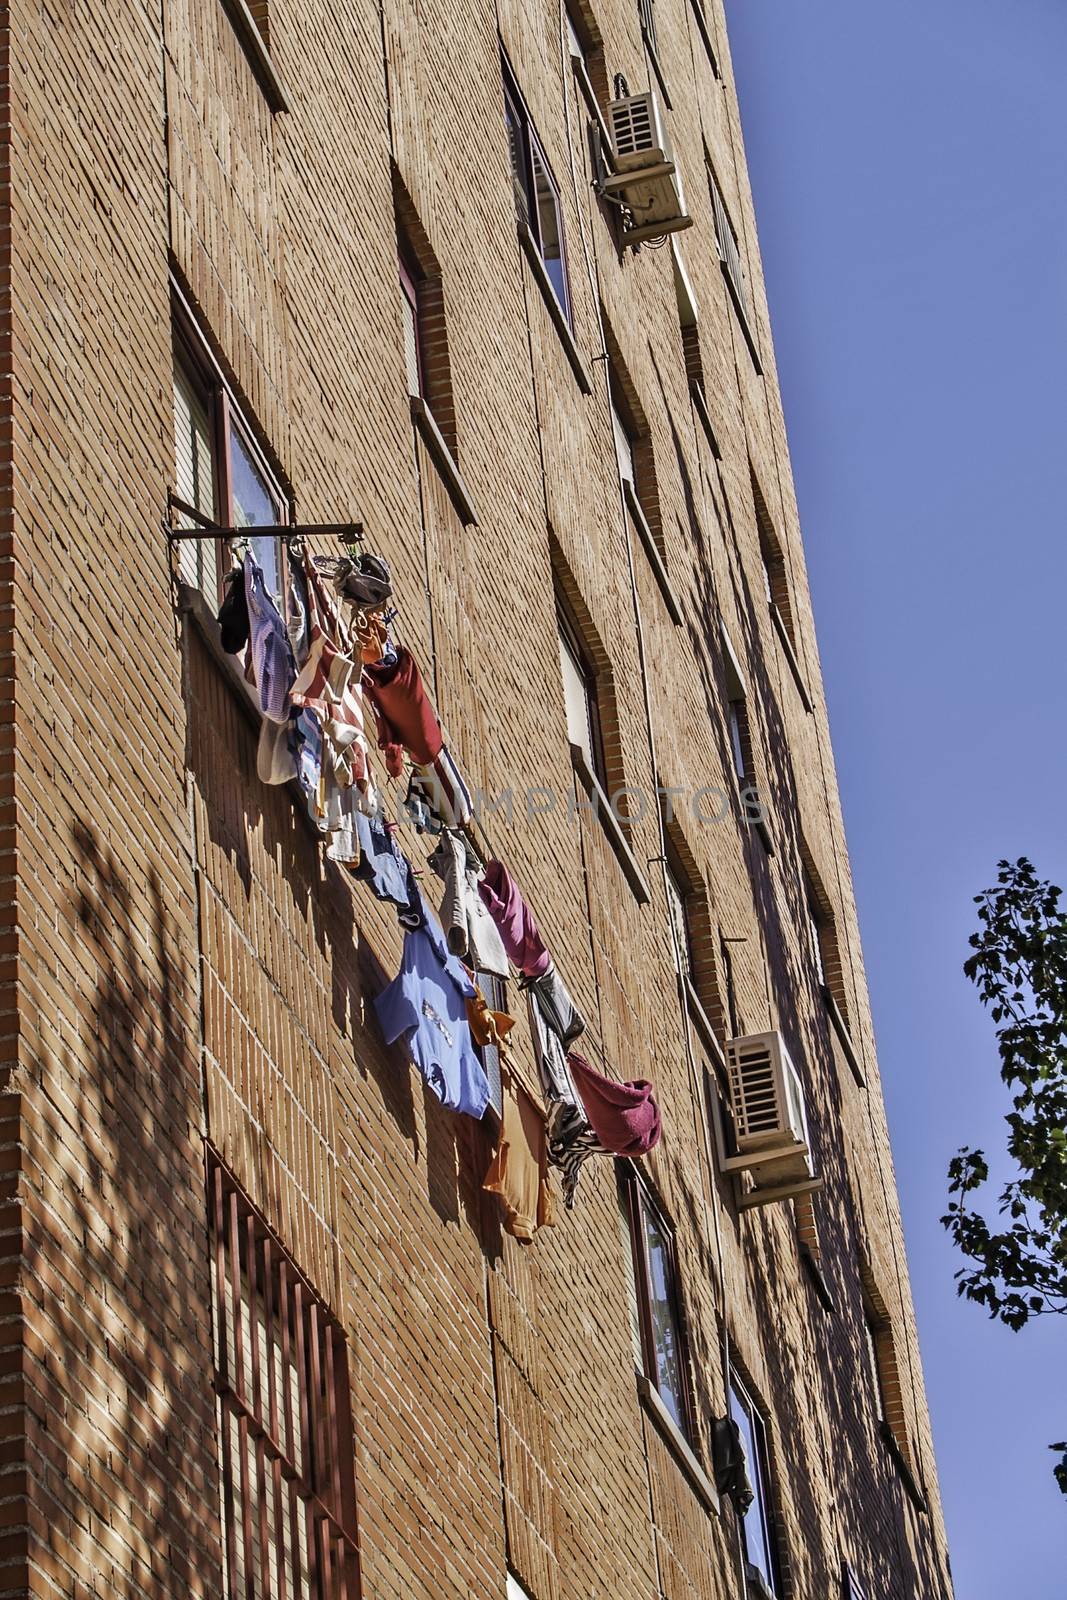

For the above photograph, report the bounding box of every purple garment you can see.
[568,1051,661,1157]
[245,552,294,723]
[375,917,490,1119]
[477,860,551,978]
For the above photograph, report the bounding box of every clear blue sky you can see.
[724,0,1067,1592]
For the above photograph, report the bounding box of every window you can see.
[721,631,754,790]
[864,1314,886,1423]
[801,847,854,1038]
[476,971,508,1116]
[806,887,827,989]
[859,1264,915,1474]
[720,936,740,1040]
[728,1374,780,1595]
[610,382,636,490]
[503,58,572,323]
[172,312,289,607]
[664,857,694,984]
[621,1168,694,1440]
[399,251,424,400]
[558,606,604,784]
[710,172,762,373]
[209,1156,360,1600]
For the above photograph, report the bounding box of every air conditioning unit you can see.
[601,91,692,245]
[724,1031,814,1188]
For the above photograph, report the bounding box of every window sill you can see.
[623,480,683,626]
[720,263,763,376]
[879,1421,928,1515]
[637,1374,719,1516]
[517,224,592,395]
[410,397,478,527]
[570,745,651,905]
[691,382,722,460]
[768,603,812,714]
[799,1241,836,1314]
[821,986,865,1087]
[219,0,290,113]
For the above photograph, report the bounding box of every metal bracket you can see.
[165,492,363,546]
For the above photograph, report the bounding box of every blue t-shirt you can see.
[375,916,490,1119]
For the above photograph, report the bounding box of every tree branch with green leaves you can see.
[942,857,1067,1495]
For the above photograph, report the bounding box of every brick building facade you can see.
[0,0,955,1596]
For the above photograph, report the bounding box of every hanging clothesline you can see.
[213,535,663,1242]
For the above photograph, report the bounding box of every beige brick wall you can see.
[0,0,953,1596]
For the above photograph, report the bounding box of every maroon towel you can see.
[363,646,444,777]
[478,860,551,978]
[568,1051,661,1157]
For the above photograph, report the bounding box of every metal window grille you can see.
[209,1155,361,1600]
[638,0,657,51]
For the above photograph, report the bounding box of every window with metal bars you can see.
[208,1155,361,1600]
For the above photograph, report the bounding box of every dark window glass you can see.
[623,1170,693,1440]
[502,59,572,324]
[729,1374,779,1594]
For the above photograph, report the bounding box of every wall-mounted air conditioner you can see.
[600,91,692,246]
[713,1031,818,1208]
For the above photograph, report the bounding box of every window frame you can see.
[728,1371,781,1596]
[208,1152,360,1600]
[621,1166,697,1444]
[557,602,607,787]
[501,55,573,326]
[172,303,291,609]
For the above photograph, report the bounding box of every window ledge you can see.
[410,398,478,527]
[623,480,683,626]
[821,986,866,1087]
[570,745,651,905]
[691,382,722,460]
[637,1375,719,1516]
[517,224,592,395]
[799,1241,836,1314]
[879,1421,929,1515]
[768,602,812,714]
[219,0,291,113]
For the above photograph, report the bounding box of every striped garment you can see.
[407,747,473,829]
[290,558,374,799]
